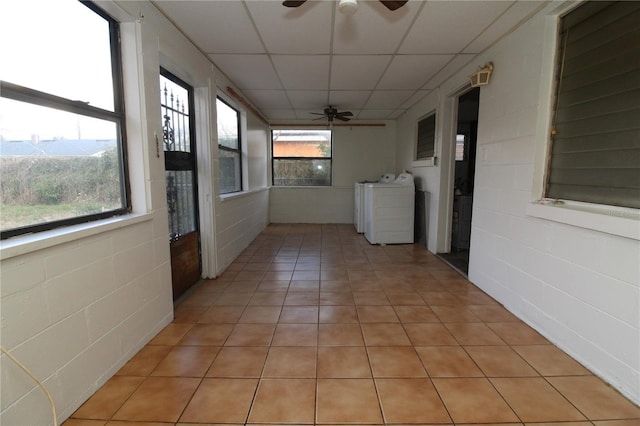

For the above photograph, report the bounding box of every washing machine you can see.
[363,172,415,244]
[354,173,395,233]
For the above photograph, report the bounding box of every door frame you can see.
[437,83,477,254]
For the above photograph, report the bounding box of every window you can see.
[216,97,242,194]
[416,112,436,160]
[272,130,332,186]
[546,1,640,208]
[0,0,129,239]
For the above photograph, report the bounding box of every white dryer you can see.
[364,173,415,244]
[354,173,395,233]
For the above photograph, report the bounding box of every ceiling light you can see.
[338,0,358,15]
[469,62,494,87]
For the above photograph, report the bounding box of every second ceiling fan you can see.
[283,1,408,12]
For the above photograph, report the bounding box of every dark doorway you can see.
[439,87,480,275]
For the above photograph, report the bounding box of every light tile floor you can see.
[66,224,640,425]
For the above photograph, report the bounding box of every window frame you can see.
[216,96,243,194]
[271,129,333,187]
[415,111,437,164]
[0,1,130,240]
[542,0,640,209]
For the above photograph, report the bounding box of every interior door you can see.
[160,70,201,300]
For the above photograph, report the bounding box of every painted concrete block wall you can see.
[396,3,640,404]
[0,1,272,424]
[270,123,397,223]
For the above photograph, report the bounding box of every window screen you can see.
[546,1,640,208]
[416,112,436,160]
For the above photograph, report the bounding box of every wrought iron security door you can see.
[160,70,201,300]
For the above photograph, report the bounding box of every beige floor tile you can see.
[385,291,426,305]
[317,346,372,378]
[179,378,258,423]
[72,376,144,420]
[112,377,200,422]
[316,379,383,424]
[248,379,316,424]
[415,346,484,377]
[420,291,463,306]
[492,377,587,422]
[151,345,219,377]
[318,323,364,346]
[433,378,519,423]
[173,305,207,323]
[263,346,317,378]
[468,305,520,322]
[212,292,253,306]
[361,323,411,346]
[512,345,591,376]
[367,347,427,377]
[206,346,268,378]
[376,378,452,424]
[547,376,640,420]
[465,346,539,377]
[284,292,319,306]
[319,291,354,305]
[62,420,107,426]
[353,291,390,305]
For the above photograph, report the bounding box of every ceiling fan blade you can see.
[379,0,408,11]
[336,111,353,117]
[335,115,352,121]
[283,0,307,7]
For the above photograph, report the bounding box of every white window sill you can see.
[0,213,153,260]
[219,187,269,202]
[526,200,640,240]
[412,157,436,168]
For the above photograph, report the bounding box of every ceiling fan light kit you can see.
[338,0,358,15]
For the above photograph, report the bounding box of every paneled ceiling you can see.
[153,0,546,123]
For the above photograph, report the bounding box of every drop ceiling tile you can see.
[209,55,281,90]
[423,54,475,89]
[262,109,298,121]
[330,55,391,90]
[356,109,395,120]
[243,90,291,110]
[272,55,331,90]
[463,1,547,54]
[365,91,414,109]
[399,90,433,110]
[400,1,513,54]
[333,1,421,54]
[246,1,332,54]
[155,1,264,54]
[387,110,406,119]
[328,91,371,109]
[287,91,329,110]
[377,55,454,90]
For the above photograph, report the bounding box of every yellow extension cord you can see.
[0,345,58,426]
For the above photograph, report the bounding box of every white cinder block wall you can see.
[0,1,271,424]
[270,123,397,223]
[396,2,639,404]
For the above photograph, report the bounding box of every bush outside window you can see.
[0,0,129,239]
[272,130,332,187]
